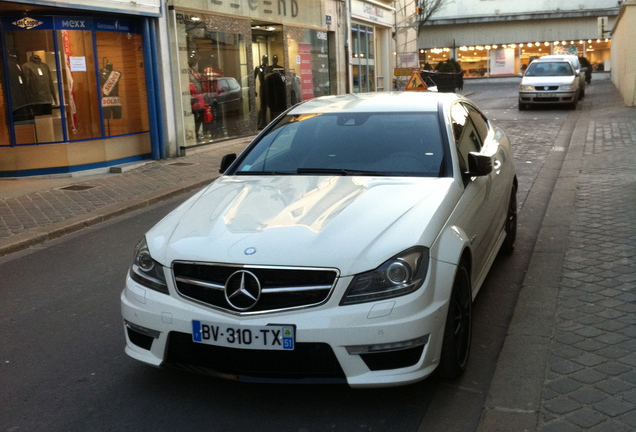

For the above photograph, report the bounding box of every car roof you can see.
[287,91,461,115]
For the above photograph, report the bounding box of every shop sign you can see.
[351,1,393,27]
[4,16,53,30]
[395,67,419,77]
[3,16,138,33]
[172,0,323,28]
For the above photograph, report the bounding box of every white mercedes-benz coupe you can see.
[121,91,517,388]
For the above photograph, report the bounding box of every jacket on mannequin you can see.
[22,54,57,115]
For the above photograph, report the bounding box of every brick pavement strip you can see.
[0,138,251,256]
[478,81,636,432]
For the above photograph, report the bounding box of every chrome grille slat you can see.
[172,262,338,314]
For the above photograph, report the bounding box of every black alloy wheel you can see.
[500,184,518,255]
[438,260,472,379]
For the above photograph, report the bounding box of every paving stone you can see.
[594,378,633,395]
[594,398,635,417]
[566,407,606,428]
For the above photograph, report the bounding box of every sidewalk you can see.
[0,137,253,256]
[478,80,636,431]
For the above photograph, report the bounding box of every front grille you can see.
[533,86,559,91]
[164,331,346,381]
[531,97,560,102]
[172,262,338,314]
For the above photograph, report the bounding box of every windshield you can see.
[525,61,574,77]
[233,112,446,177]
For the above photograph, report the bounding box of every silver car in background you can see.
[518,58,582,110]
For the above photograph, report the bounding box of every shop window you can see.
[1,16,149,147]
[177,13,249,146]
[2,29,61,144]
[95,32,149,137]
[58,30,100,140]
[286,27,331,102]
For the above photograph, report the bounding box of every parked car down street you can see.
[518,57,583,110]
[121,91,518,388]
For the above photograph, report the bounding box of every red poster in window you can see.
[299,44,314,101]
[62,30,78,134]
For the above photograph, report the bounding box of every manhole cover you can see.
[59,185,95,191]
[169,162,197,167]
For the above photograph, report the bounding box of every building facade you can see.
[395,0,621,85]
[167,0,336,151]
[0,0,163,177]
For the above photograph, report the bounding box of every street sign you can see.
[405,71,428,91]
[394,67,419,77]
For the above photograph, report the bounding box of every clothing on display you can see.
[189,62,206,141]
[265,56,287,120]
[7,52,32,122]
[99,59,123,120]
[254,55,268,129]
[22,54,57,116]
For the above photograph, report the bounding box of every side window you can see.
[465,104,489,145]
[451,103,480,172]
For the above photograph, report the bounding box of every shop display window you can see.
[286,27,331,102]
[177,13,249,146]
[95,32,149,137]
[0,16,149,147]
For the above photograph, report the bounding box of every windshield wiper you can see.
[296,168,389,176]
[234,170,295,175]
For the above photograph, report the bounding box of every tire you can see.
[500,184,517,255]
[438,260,472,379]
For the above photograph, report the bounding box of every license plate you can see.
[192,320,295,350]
[536,93,554,98]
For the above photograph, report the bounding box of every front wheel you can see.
[437,260,472,379]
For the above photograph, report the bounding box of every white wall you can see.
[431,0,619,20]
[16,0,161,16]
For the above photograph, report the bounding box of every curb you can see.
[0,174,219,257]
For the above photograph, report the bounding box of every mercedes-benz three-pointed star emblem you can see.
[224,270,262,311]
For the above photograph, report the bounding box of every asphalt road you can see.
[1,80,573,432]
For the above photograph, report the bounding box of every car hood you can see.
[147,176,458,275]
[521,75,575,86]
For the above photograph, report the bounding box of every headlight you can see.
[129,237,169,294]
[560,84,572,91]
[519,85,534,92]
[341,247,429,305]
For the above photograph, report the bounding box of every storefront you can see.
[349,0,393,93]
[0,1,161,177]
[169,0,333,150]
[422,39,612,77]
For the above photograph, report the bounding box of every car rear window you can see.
[234,112,446,177]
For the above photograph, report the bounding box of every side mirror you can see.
[466,152,492,176]
[220,153,237,173]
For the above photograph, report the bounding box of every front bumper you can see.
[519,90,577,105]
[121,259,456,388]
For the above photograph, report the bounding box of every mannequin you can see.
[254,55,268,128]
[7,51,32,122]
[265,55,286,120]
[99,59,122,120]
[189,58,205,142]
[22,54,57,116]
